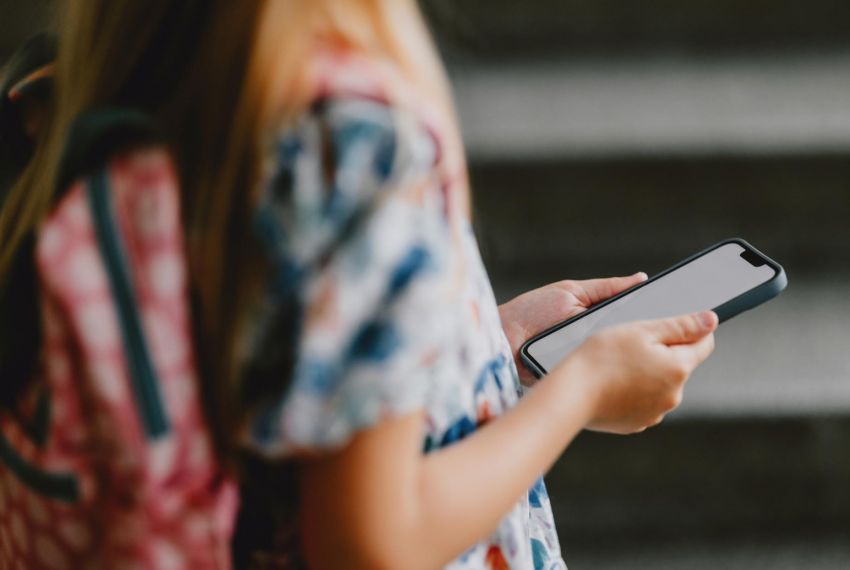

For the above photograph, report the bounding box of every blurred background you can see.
[424,1,850,568]
[3,1,849,568]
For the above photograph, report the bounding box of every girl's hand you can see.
[558,311,718,435]
[499,273,648,385]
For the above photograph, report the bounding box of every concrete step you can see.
[450,51,850,161]
[472,155,850,287]
[546,417,850,543]
[429,0,850,57]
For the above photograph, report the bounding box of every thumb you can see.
[570,272,648,306]
[648,311,718,345]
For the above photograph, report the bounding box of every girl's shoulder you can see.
[265,44,452,226]
[284,42,468,220]
[304,44,442,129]
[299,43,463,182]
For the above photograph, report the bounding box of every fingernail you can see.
[698,310,717,329]
[634,272,648,280]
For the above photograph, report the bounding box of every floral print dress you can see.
[244,49,567,570]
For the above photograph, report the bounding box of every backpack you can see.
[0,108,237,568]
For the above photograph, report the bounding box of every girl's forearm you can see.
[300,357,596,569]
[414,357,593,564]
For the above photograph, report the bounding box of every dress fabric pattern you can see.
[245,50,566,570]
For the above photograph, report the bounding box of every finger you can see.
[670,331,716,370]
[647,311,718,345]
[634,414,665,434]
[567,272,648,307]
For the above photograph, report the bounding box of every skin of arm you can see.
[299,297,718,569]
[300,352,593,570]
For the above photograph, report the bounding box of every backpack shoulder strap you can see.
[60,108,169,438]
[56,108,161,196]
[86,164,170,437]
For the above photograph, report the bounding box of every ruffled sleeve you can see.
[244,94,457,457]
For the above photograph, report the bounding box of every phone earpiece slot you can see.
[740,249,767,267]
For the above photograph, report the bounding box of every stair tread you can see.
[452,51,850,160]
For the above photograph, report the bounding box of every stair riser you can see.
[548,418,850,540]
[470,155,850,299]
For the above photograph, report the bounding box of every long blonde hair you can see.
[0,0,463,460]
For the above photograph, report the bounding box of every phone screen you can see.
[525,242,777,373]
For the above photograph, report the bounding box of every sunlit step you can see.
[452,51,850,160]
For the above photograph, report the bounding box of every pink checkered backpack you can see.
[0,110,237,568]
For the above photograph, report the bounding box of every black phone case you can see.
[519,238,788,378]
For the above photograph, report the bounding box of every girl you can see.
[0,1,717,568]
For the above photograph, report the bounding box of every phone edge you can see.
[518,237,788,378]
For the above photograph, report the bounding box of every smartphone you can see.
[520,238,787,378]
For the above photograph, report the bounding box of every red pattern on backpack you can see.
[0,150,237,568]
